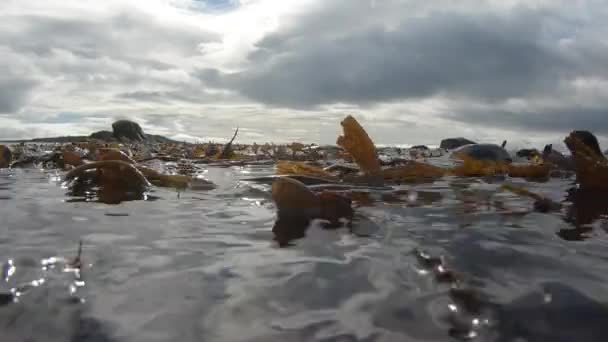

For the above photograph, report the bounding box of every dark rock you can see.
[542,145,574,170]
[112,120,145,141]
[452,144,512,162]
[440,137,476,150]
[145,134,177,144]
[90,130,115,141]
[411,145,429,150]
[516,148,540,159]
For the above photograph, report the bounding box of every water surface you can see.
[1,164,608,342]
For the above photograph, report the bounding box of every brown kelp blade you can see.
[64,160,150,190]
[62,150,85,167]
[336,115,382,177]
[276,161,338,181]
[382,162,446,183]
[271,177,321,246]
[94,148,203,189]
[565,132,608,190]
[270,177,355,245]
[97,148,137,164]
[507,164,551,179]
[136,165,193,189]
[318,191,354,227]
[217,127,239,159]
[271,177,321,215]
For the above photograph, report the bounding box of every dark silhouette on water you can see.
[568,130,605,159]
[440,137,477,150]
[218,127,239,159]
[557,186,608,241]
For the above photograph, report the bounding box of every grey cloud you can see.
[0,76,36,113]
[117,89,236,104]
[444,107,608,136]
[2,0,607,146]
[0,13,217,63]
[0,126,30,139]
[0,8,223,115]
[17,112,110,124]
[198,2,604,111]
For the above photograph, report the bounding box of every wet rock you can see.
[516,148,539,159]
[440,137,476,150]
[0,145,12,168]
[112,120,145,141]
[411,145,429,150]
[542,144,574,170]
[452,144,512,162]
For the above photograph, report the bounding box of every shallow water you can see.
[1,163,608,342]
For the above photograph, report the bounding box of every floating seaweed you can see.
[270,177,353,246]
[216,127,239,160]
[275,161,338,181]
[336,115,383,183]
[565,131,608,190]
[382,162,446,183]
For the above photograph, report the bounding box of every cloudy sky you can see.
[1,0,607,149]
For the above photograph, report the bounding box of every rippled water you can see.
[1,163,608,342]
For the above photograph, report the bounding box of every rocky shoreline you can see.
[1,120,181,145]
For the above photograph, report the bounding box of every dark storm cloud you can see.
[198,3,603,111]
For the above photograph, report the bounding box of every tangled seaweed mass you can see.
[1,116,608,340]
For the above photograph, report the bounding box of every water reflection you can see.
[492,282,608,342]
[2,160,608,341]
[0,244,120,342]
[559,187,608,241]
